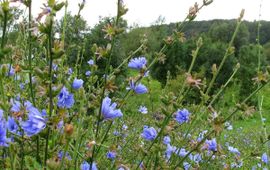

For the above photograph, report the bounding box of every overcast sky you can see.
[19,0,269,27]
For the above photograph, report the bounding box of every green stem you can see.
[94,0,122,147]
[187,39,201,74]
[0,76,6,110]
[27,1,40,163]
[20,133,25,170]
[1,11,7,49]
[9,145,14,170]
[258,96,267,141]
[59,0,68,83]
[208,63,240,106]
[182,16,244,140]
[90,121,113,169]
[95,37,117,138]
[223,81,269,123]
[28,0,35,106]
[69,143,85,160]
[78,41,86,76]
[44,16,54,166]
[176,38,202,101]
[74,133,85,170]
[153,147,159,169]
[205,18,242,96]
[93,121,113,158]
[0,10,8,110]
[61,0,68,48]
[60,138,70,170]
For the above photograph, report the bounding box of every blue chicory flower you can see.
[0,109,3,119]
[205,138,217,152]
[138,105,148,114]
[113,131,120,136]
[141,126,157,141]
[189,153,202,163]
[10,100,22,113]
[128,56,147,70]
[183,162,191,170]
[122,124,128,130]
[19,83,25,90]
[57,119,64,129]
[68,68,73,75]
[128,80,147,94]
[197,130,208,142]
[225,122,233,130]
[10,100,34,114]
[107,151,116,160]
[101,97,123,120]
[20,106,46,137]
[72,78,84,89]
[163,136,171,145]
[231,161,243,168]
[139,162,145,169]
[262,153,269,164]
[175,109,191,124]
[41,109,47,117]
[58,150,72,160]
[0,115,11,147]
[80,161,98,170]
[10,100,35,113]
[7,64,15,76]
[85,71,91,76]
[165,144,176,160]
[175,148,188,157]
[57,87,75,109]
[53,63,58,71]
[7,116,19,134]
[15,95,20,101]
[87,59,94,65]
[144,70,149,77]
[228,146,240,155]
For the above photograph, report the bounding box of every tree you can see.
[208,21,250,53]
[237,44,266,99]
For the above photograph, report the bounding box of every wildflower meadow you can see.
[0,0,270,169]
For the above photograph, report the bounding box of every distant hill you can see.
[130,19,270,45]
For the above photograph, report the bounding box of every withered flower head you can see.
[185,73,202,89]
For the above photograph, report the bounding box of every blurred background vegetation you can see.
[6,8,270,117]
